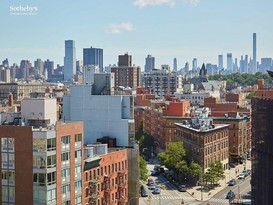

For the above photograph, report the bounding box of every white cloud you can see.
[133,0,175,8]
[183,0,200,7]
[106,22,133,34]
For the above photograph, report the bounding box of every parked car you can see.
[151,170,160,176]
[178,185,187,192]
[140,187,148,197]
[152,188,161,194]
[148,183,156,190]
[228,179,236,186]
[148,178,155,185]
[226,190,235,199]
[246,168,251,175]
[238,173,246,179]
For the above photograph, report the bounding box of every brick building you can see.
[143,99,191,150]
[83,148,128,205]
[214,112,251,163]
[0,94,84,205]
[175,114,229,170]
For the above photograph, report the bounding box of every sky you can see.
[0,0,273,70]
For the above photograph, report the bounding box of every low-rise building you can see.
[83,145,128,205]
[175,114,229,170]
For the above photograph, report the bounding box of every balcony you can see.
[103,183,113,192]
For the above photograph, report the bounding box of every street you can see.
[200,176,251,205]
[140,162,251,205]
[139,163,200,205]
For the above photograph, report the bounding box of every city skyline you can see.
[1,0,273,69]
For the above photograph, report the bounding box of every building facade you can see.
[0,95,84,205]
[63,85,135,147]
[111,66,141,89]
[175,116,229,170]
[144,55,155,73]
[64,40,76,81]
[83,148,128,205]
[143,67,177,98]
[83,47,103,73]
[0,82,48,101]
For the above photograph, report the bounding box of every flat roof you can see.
[175,123,229,133]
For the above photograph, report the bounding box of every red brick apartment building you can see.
[83,149,128,205]
[175,117,229,169]
[143,99,191,150]
[0,122,84,205]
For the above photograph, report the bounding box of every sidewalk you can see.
[186,160,251,202]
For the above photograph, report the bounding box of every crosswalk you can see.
[150,195,195,201]
[207,197,230,204]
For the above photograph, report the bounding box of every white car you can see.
[238,173,246,179]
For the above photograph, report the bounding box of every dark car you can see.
[148,183,156,190]
[151,170,160,176]
[178,185,187,192]
[228,179,236,186]
[140,188,148,197]
[226,190,235,199]
[152,188,161,194]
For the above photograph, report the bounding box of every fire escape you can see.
[117,170,127,205]
[102,174,114,205]
[88,177,100,205]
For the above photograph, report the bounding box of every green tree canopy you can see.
[139,156,148,181]
[204,160,225,185]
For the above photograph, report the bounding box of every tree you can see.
[188,161,202,179]
[139,156,148,181]
[204,161,225,185]
[158,141,186,171]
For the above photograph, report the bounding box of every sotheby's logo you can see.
[10,5,38,15]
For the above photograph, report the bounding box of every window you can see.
[47,138,56,151]
[61,136,70,145]
[47,155,56,168]
[62,168,70,178]
[75,134,82,142]
[61,152,70,161]
[75,165,81,175]
[75,180,82,188]
[75,150,81,159]
[62,200,70,205]
[47,172,56,185]
[47,188,56,203]
[75,196,81,205]
[62,185,70,194]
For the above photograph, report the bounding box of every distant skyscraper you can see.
[118,53,132,67]
[184,62,189,73]
[34,58,44,75]
[173,58,177,72]
[2,58,9,67]
[245,55,249,73]
[218,55,223,70]
[83,47,103,72]
[44,59,54,79]
[145,55,155,72]
[239,55,245,73]
[76,60,83,73]
[227,53,233,71]
[234,58,238,73]
[192,58,197,72]
[253,33,257,74]
[261,58,272,73]
[64,40,76,81]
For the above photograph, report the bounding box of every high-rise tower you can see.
[173,58,177,72]
[227,53,233,72]
[83,47,103,72]
[64,40,76,81]
[218,54,223,70]
[145,55,155,73]
[253,33,257,74]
